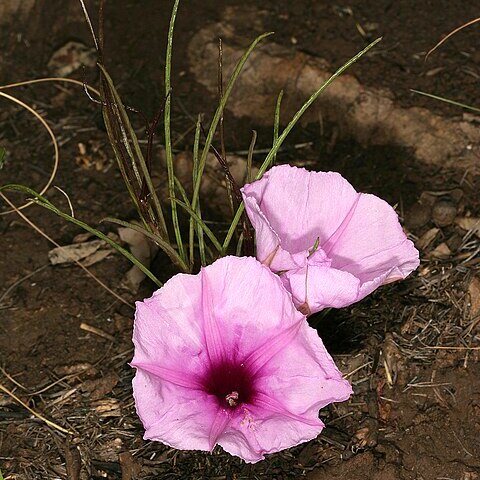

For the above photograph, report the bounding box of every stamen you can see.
[225,391,239,407]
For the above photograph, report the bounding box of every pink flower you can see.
[132,256,352,463]
[241,165,419,315]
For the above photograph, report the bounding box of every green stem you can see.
[164,0,186,263]
[189,115,202,266]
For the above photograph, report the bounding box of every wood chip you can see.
[468,277,480,319]
[456,217,480,238]
[80,322,115,342]
[81,371,119,400]
[48,239,113,266]
[416,227,439,250]
[64,443,82,480]
[430,242,452,258]
[92,398,122,417]
[119,451,142,480]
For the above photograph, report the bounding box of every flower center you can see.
[225,391,239,407]
[203,361,255,409]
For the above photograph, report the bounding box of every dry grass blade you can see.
[0,91,59,216]
[0,367,28,392]
[80,322,116,342]
[0,77,102,217]
[424,345,480,351]
[0,77,100,97]
[426,17,480,60]
[0,382,72,435]
[79,0,99,52]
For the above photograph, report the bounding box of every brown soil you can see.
[1,1,479,479]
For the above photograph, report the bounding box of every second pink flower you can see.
[241,165,419,315]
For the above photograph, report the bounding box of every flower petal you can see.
[131,363,204,390]
[208,408,232,451]
[242,165,419,313]
[241,195,282,266]
[281,265,362,313]
[133,369,218,451]
[254,321,353,416]
[132,256,353,462]
[241,165,359,255]
[254,391,324,427]
[201,269,227,364]
[216,319,352,463]
[132,273,208,379]
[325,193,420,284]
[198,256,305,362]
[243,321,302,375]
[218,406,324,463]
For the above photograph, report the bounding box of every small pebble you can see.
[406,202,431,230]
[432,199,457,227]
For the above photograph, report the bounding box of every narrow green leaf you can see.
[258,37,382,180]
[0,184,162,287]
[173,176,190,206]
[223,205,244,251]
[196,201,207,266]
[172,175,206,265]
[272,90,283,165]
[164,0,186,263]
[189,115,202,266]
[235,232,244,256]
[0,147,6,170]
[223,37,382,251]
[411,89,480,114]
[308,237,320,258]
[172,198,224,254]
[246,130,257,184]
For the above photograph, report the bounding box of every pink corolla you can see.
[241,165,419,316]
[132,256,352,463]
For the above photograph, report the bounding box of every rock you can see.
[432,199,457,227]
[117,226,159,293]
[119,452,142,480]
[406,202,431,230]
[419,191,437,206]
[449,188,464,203]
[187,7,480,172]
